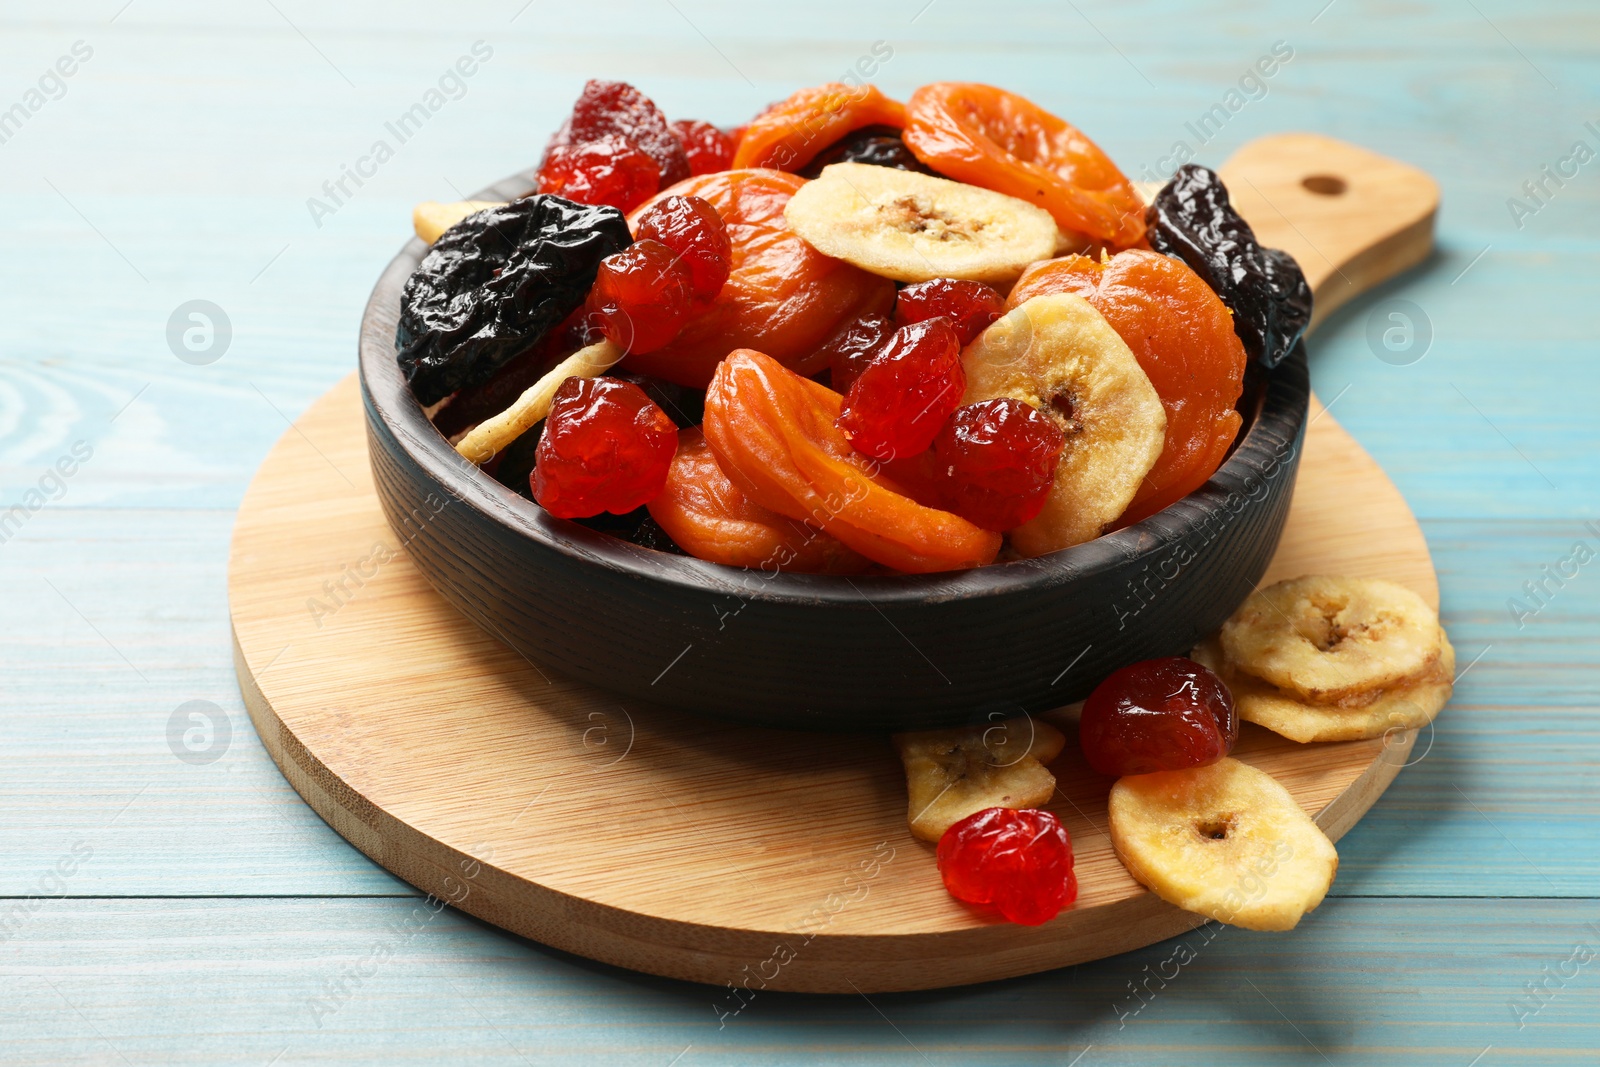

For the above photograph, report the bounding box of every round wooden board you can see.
[230,373,1438,994]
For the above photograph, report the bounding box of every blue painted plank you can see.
[3,898,1598,1065]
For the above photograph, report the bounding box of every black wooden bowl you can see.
[359,169,1308,732]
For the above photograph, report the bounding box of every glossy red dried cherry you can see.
[837,317,964,461]
[586,239,695,354]
[669,119,736,176]
[894,278,1005,346]
[932,399,1065,531]
[937,807,1077,926]
[546,80,690,188]
[536,136,660,212]
[634,194,732,306]
[817,313,893,393]
[533,376,678,518]
[1079,656,1239,777]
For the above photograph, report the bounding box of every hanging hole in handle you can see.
[1302,174,1347,196]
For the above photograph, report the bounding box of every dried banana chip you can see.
[1194,631,1455,744]
[1109,757,1338,931]
[784,163,1065,285]
[893,716,1065,842]
[1220,576,1441,705]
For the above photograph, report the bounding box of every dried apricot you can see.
[1008,250,1246,523]
[647,429,869,574]
[703,350,1001,573]
[903,82,1144,248]
[624,170,894,388]
[733,83,907,172]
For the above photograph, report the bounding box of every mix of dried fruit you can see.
[392,78,1447,928]
[397,78,1309,564]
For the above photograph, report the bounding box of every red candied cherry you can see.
[1079,656,1239,777]
[932,399,1065,531]
[586,240,695,354]
[818,313,893,393]
[837,317,965,461]
[634,194,732,306]
[894,278,1006,346]
[533,376,678,519]
[669,119,737,176]
[537,135,660,213]
[937,807,1077,926]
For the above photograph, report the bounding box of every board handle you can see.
[1216,133,1439,327]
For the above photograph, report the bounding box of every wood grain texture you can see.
[231,369,1429,992]
[4,0,1598,1060]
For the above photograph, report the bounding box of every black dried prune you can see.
[1146,164,1312,369]
[396,195,631,406]
[800,125,933,179]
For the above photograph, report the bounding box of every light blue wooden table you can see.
[3,1,1596,1062]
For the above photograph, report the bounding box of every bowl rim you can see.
[360,168,1309,610]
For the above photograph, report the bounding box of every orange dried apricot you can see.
[1008,249,1247,522]
[624,170,894,388]
[703,350,1002,573]
[732,83,907,172]
[647,428,870,574]
[902,82,1144,248]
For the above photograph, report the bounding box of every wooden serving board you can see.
[229,378,1436,993]
[230,134,1442,993]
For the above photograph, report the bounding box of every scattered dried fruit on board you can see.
[1109,757,1338,931]
[1219,576,1442,704]
[1192,632,1455,743]
[1079,656,1238,777]
[938,807,1078,925]
[893,716,1066,841]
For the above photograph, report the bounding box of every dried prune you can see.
[396,195,631,406]
[799,125,932,178]
[733,83,907,172]
[1145,164,1312,369]
[543,80,690,189]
